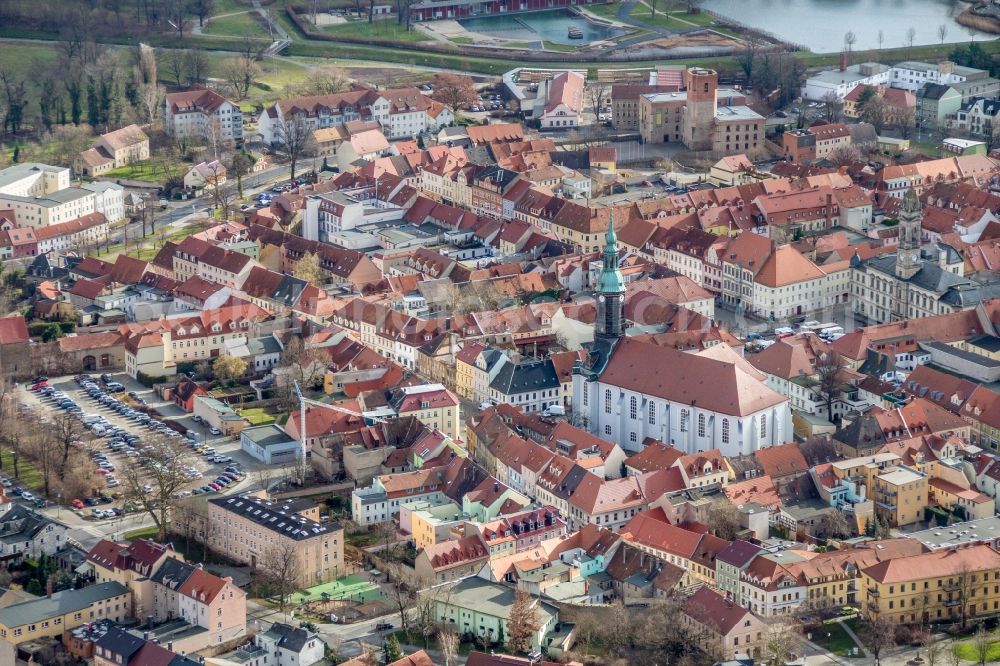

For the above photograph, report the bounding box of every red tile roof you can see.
[0,315,29,345]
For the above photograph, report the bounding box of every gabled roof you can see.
[0,315,29,344]
[599,337,785,417]
[682,586,759,635]
[754,443,809,479]
[621,511,702,559]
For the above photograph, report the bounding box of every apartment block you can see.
[207,495,344,586]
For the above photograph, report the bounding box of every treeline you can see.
[0,0,227,41]
[0,41,168,141]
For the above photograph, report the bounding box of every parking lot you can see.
[19,372,271,522]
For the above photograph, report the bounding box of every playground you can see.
[290,574,383,605]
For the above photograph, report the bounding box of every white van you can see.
[820,326,844,338]
[774,327,795,338]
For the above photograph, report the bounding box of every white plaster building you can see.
[164,88,243,142]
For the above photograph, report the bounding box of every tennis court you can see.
[291,574,382,604]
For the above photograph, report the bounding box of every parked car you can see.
[71,499,85,509]
[209,426,221,435]
[375,623,394,631]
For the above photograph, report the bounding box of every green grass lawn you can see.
[583,3,622,20]
[954,634,1000,662]
[213,0,252,13]
[670,10,716,27]
[323,19,429,42]
[811,622,863,658]
[104,161,185,182]
[449,36,475,45]
[124,525,160,541]
[629,6,699,30]
[238,407,276,426]
[0,450,42,491]
[202,11,269,38]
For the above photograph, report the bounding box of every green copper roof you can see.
[596,210,624,294]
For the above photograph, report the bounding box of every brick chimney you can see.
[839,51,847,72]
[45,577,52,599]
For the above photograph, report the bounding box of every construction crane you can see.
[292,380,363,463]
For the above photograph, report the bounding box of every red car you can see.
[96,469,110,475]
[30,382,48,391]
[71,499,85,509]
[208,483,221,491]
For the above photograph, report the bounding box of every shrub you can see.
[136,371,168,388]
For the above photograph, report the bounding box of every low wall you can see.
[271,481,355,499]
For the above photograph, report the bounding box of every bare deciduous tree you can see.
[220,56,261,101]
[48,410,84,481]
[812,351,847,422]
[431,73,478,113]
[844,31,857,56]
[260,540,301,612]
[706,502,742,540]
[815,510,853,540]
[766,618,804,666]
[972,624,993,666]
[860,614,896,666]
[120,438,192,542]
[822,90,844,123]
[274,114,314,180]
[438,626,459,666]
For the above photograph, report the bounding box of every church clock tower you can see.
[895,187,922,280]
[595,211,625,340]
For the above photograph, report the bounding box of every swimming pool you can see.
[458,9,626,45]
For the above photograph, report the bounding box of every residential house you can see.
[184,160,227,192]
[164,88,243,142]
[0,583,130,646]
[413,535,490,585]
[77,124,150,177]
[681,586,768,660]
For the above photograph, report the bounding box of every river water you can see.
[698,0,992,53]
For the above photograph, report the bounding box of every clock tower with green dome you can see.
[594,211,625,340]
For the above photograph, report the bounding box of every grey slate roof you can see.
[208,495,339,541]
[150,556,197,589]
[262,622,315,653]
[0,505,61,545]
[95,626,145,662]
[916,83,955,101]
[938,281,1000,307]
[833,412,887,452]
[859,253,972,294]
[959,96,1000,116]
[490,357,559,395]
[271,274,308,308]
[0,582,128,627]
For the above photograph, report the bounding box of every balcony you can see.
[945,597,962,607]
[867,586,879,597]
